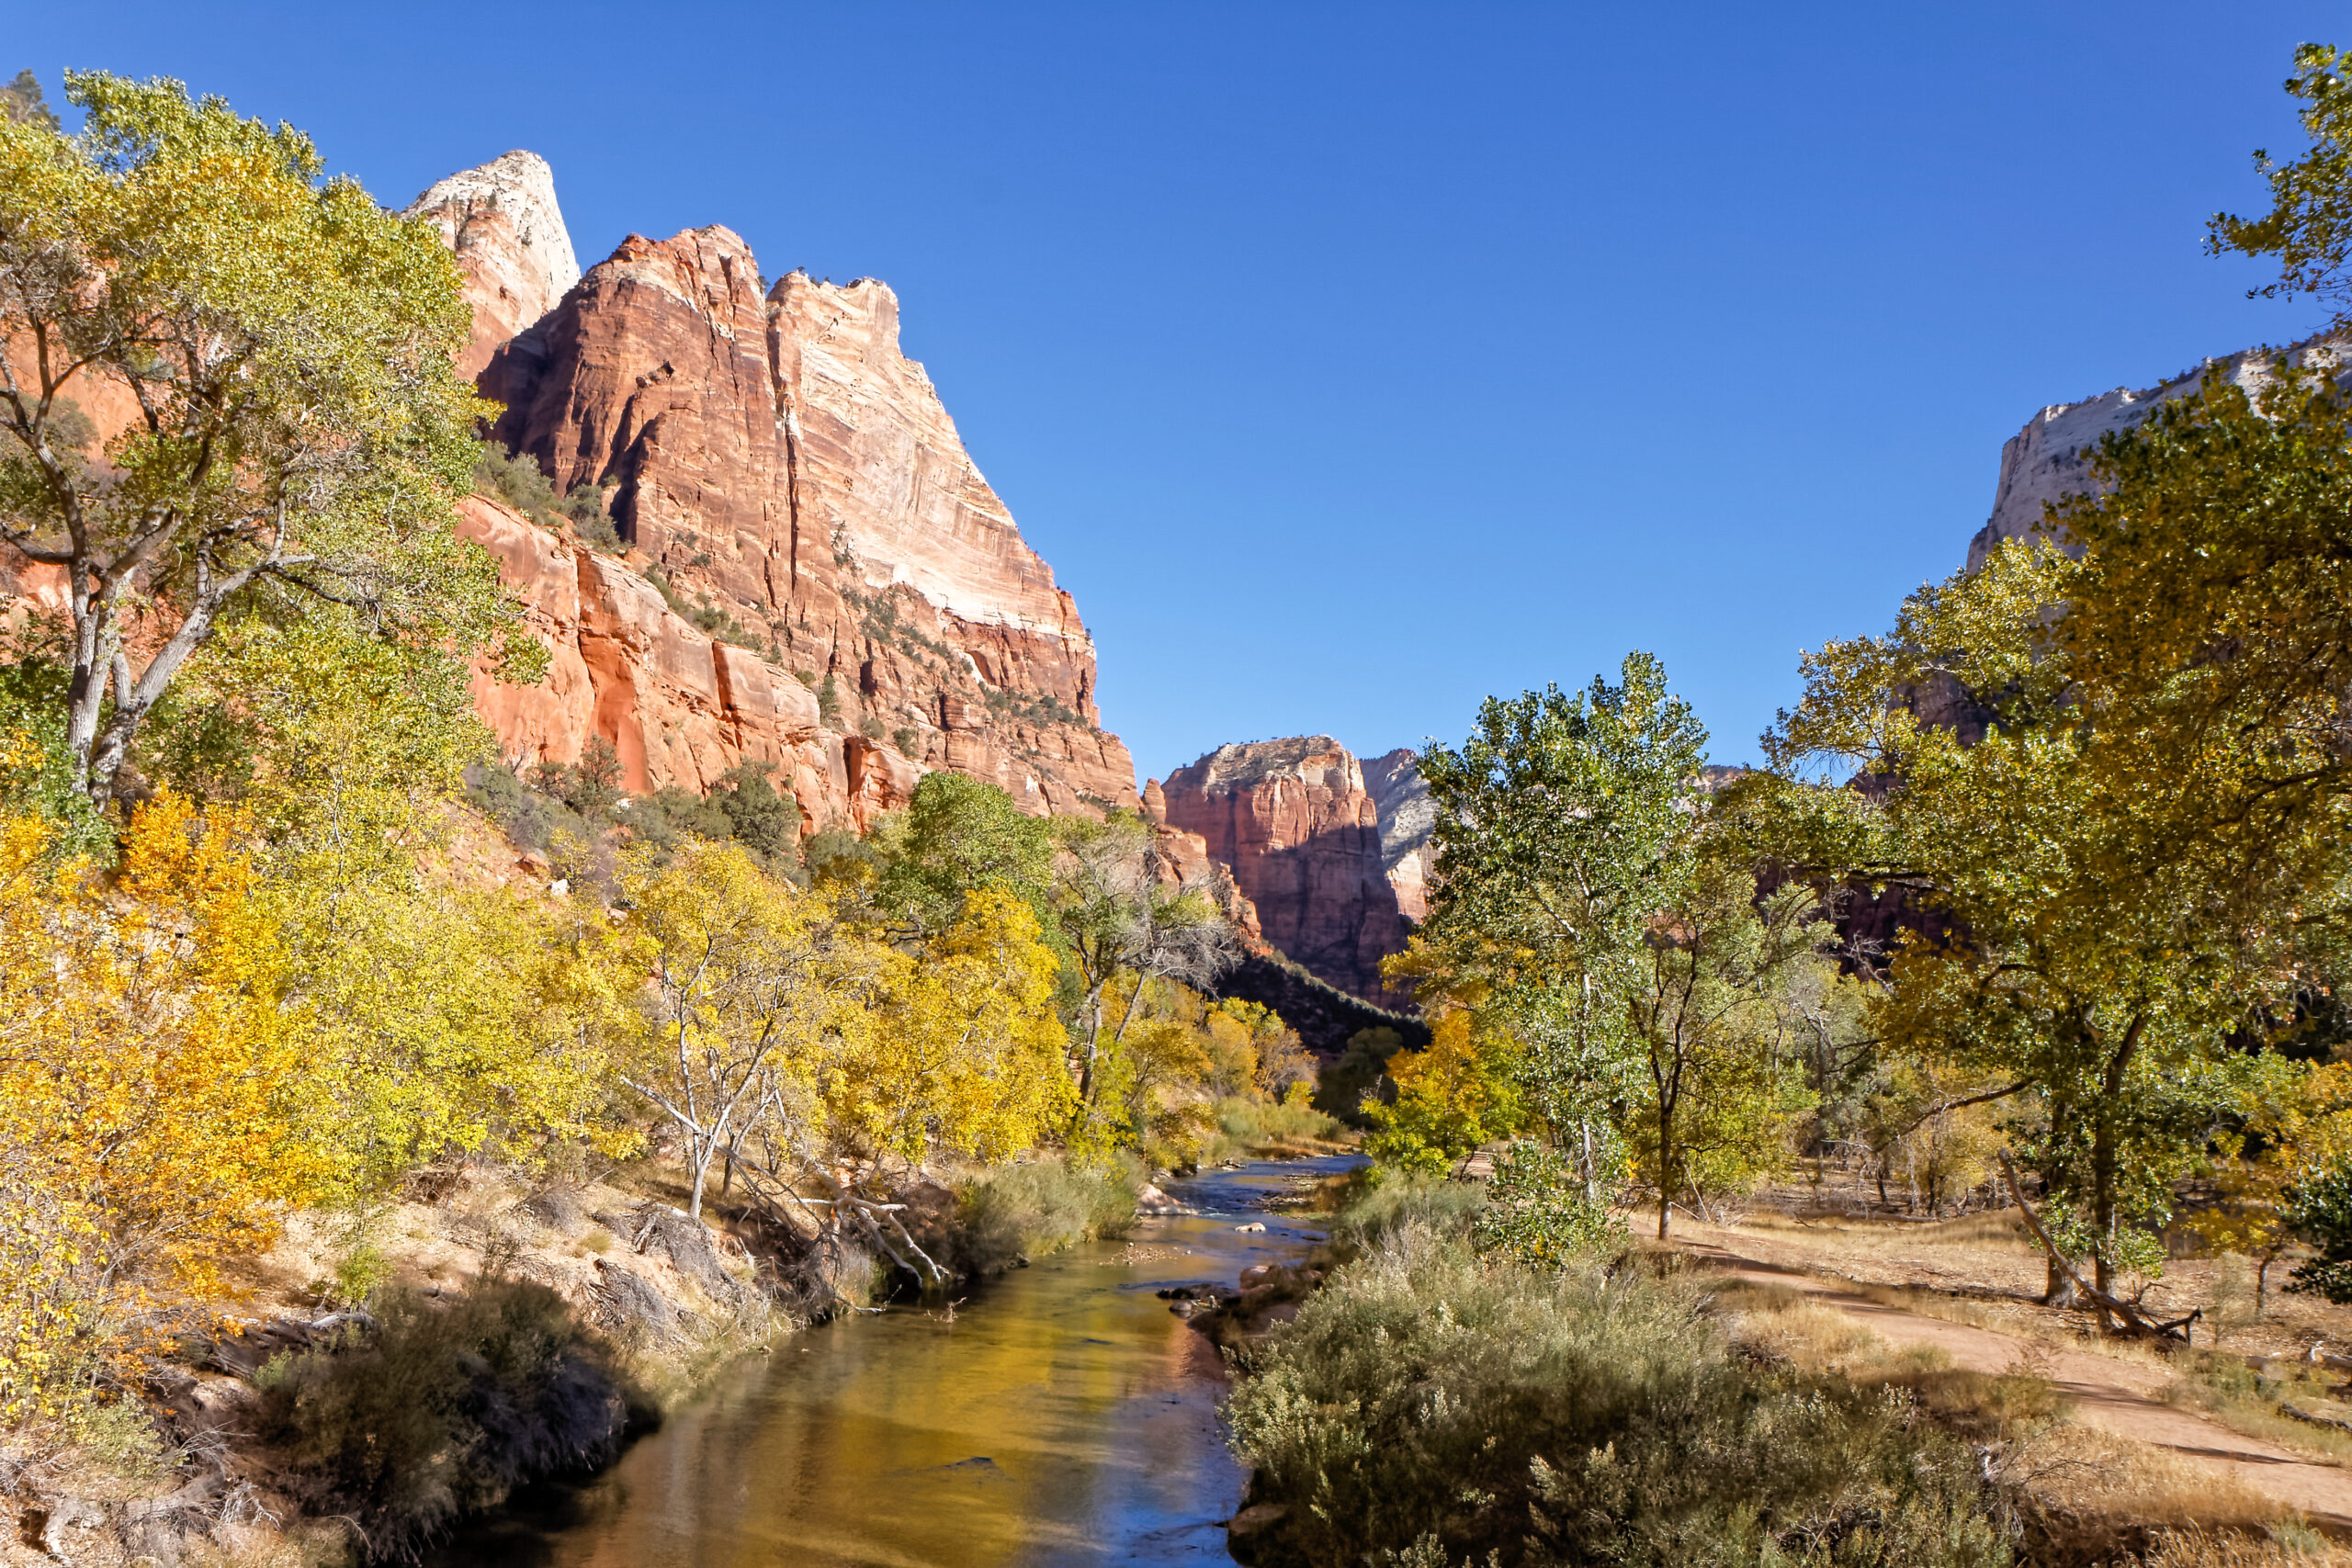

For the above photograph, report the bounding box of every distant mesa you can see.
[1966,332,2350,573]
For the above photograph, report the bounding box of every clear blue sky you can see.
[12,3,2343,779]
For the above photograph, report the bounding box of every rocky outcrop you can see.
[453,494,932,829]
[416,152,1137,827]
[403,152,582,381]
[1363,747,1434,925]
[1965,333,2350,573]
[1153,739,1433,1002]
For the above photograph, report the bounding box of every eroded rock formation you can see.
[1153,738,1433,1002]
[412,152,1136,829]
[404,152,582,381]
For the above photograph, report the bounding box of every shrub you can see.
[949,1158,1138,1277]
[472,445,557,519]
[256,1280,646,1563]
[2282,1163,2352,1302]
[1227,1224,2009,1568]
[1216,1093,1345,1154]
[1323,1172,1486,1257]
[558,483,623,552]
[1315,1025,1408,1123]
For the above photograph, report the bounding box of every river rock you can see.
[1134,1181,1184,1216]
[1226,1501,1289,1562]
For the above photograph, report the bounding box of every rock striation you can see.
[412,152,1136,829]
[1152,738,1433,1002]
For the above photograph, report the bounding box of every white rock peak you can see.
[403,150,582,319]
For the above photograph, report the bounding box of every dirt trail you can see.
[1682,1241,2352,1528]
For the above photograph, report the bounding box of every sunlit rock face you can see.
[1154,738,1433,1002]
[1966,333,2351,573]
[403,152,582,381]
[420,152,1138,829]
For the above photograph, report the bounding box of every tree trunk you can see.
[1656,1099,1674,1241]
[2043,1256,2081,1308]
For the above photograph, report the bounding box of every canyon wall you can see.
[1153,737,1433,1002]
[412,153,1136,829]
[1965,333,2349,573]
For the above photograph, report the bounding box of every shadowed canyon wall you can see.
[1152,738,1433,1002]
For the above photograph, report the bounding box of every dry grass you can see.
[1693,1186,2352,1366]
[2163,1351,2352,1466]
[1707,1274,2352,1557]
[1713,1278,1882,1370]
[2006,1422,2286,1536]
[2135,1525,2347,1565]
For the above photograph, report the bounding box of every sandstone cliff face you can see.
[1153,738,1433,1002]
[417,152,1136,829]
[1964,333,2349,573]
[403,152,581,381]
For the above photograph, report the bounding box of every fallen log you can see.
[1996,1151,2196,1343]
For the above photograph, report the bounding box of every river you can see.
[428,1154,1356,1568]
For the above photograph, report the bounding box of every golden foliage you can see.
[0,793,317,1421]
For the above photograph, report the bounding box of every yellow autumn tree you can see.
[1362,1009,1528,1177]
[0,791,317,1423]
[837,887,1076,1166]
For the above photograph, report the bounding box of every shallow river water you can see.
[428,1155,1355,1568]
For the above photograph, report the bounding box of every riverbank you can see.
[1,1154,1159,1568]
[421,1155,1355,1568]
[1216,1180,2352,1568]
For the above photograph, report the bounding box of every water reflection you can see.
[429,1156,1355,1568]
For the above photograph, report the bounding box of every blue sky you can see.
[12,3,2344,778]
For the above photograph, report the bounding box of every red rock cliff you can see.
[409,154,1137,829]
[1154,738,1431,1002]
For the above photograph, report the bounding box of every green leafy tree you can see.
[1049,811,1238,1147]
[2283,1164,2352,1303]
[0,72,533,806]
[1623,853,1824,1237]
[1414,652,1705,1207]
[874,771,1053,939]
[1766,538,2285,1316]
[2208,42,2352,324]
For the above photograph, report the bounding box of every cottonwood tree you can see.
[1623,854,1827,1238]
[0,72,529,807]
[621,840,884,1220]
[1413,653,1706,1206]
[1050,811,1239,1146]
[1765,538,2284,1323]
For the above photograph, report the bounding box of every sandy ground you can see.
[1678,1229,2352,1529]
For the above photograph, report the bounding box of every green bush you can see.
[1216,1094,1345,1152]
[2284,1163,2352,1302]
[472,444,558,519]
[1315,1025,1408,1123]
[1227,1224,2009,1568]
[949,1158,1138,1277]
[257,1281,648,1563]
[558,482,623,552]
[1317,1170,1487,1259]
